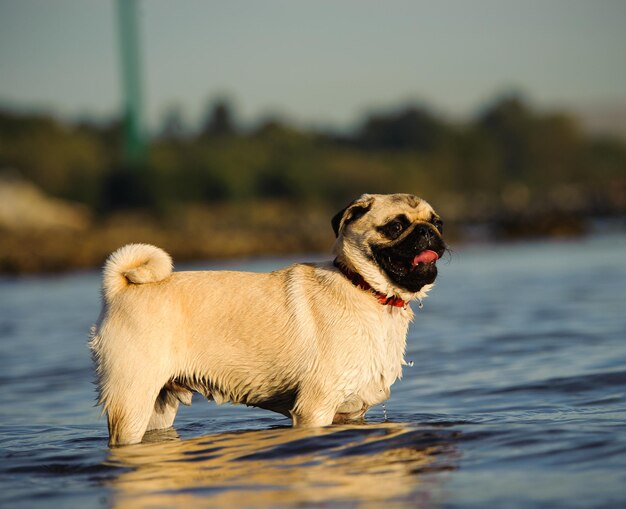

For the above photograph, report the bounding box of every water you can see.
[1,235,626,508]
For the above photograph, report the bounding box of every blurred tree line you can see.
[1,94,625,228]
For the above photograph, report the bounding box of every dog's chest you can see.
[347,308,410,406]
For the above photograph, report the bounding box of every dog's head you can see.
[332,193,446,301]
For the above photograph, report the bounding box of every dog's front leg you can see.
[289,387,340,427]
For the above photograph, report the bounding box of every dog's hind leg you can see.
[103,374,172,447]
[106,402,153,446]
[146,383,193,432]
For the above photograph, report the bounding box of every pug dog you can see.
[90,193,446,446]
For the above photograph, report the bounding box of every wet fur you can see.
[90,194,442,446]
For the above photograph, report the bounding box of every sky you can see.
[0,0,625,132]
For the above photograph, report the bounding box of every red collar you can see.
[333,259,407,308]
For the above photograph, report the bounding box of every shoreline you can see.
[2,208,621,275]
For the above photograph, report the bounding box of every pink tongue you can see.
[412,250,439,266]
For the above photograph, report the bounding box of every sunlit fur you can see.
[90,194,442,446]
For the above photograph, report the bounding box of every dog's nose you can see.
[417,225,432,240]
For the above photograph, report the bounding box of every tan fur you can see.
[90,194,441,446]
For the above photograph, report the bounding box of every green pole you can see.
[116,0,146,164]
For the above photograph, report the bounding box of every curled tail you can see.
[102,243,173,302]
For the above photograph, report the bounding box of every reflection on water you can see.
[106,423,458,508]
[1,235,626,508]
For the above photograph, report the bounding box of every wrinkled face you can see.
[333,193,446,297]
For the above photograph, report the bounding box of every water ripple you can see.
[2,236,626,508]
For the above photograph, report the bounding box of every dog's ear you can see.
[331,194,374,238]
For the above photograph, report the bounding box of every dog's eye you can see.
[432,219,444,234]
[381,220,405,239]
